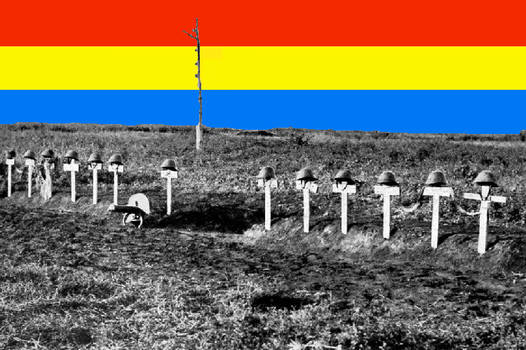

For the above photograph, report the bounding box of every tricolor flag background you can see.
[0,0,525,133]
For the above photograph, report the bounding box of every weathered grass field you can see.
[0,123,526,349]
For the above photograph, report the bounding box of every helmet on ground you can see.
[108,154,123,165]
[41,149,54,159]
[161,159,177,171]
[64,150,79,161]
[88,152,103,164]
[5,150,16,159]
[23,150,36,160]
[296,167,317,181]
[334,169,354,184]
[425,170,447,187]
[377,171,398,186]
[473,170,498,187]
[257,166,275,180]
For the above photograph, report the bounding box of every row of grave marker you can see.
[3,150,178,215]
[258,166,507,255]
[4,150,506,255]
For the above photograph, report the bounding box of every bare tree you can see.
[184,18,203,151]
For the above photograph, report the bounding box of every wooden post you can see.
[93,168,98,204]
[25,159,35,198]
[71,168,75,202]
[27,166,32,197]
[167,177,172,214]
[113,171,118,205]
[463,185,506,254]
[196,124,202,151]
[63,160,79,202]
[265,181,271,230]
[431,195,440,247]
[423,187,454,249]
[257,178,277,230]
[341,192,347,233]
[297,180,318,233]
[303,188,310,233]
[332,182,357,234]
[109,163,124,205]
[89,163,102,204]
[478,200,489,254]
[6,158,14,197]
[161,169,178,215]
[374,185,400,239]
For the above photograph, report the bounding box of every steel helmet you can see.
[64,150,79,161]
[88,152,103,164]
[425,170,447,187]
[5,150,16,159]
[473,170,498,187]
[296,167,317,181]
[41,149,54,159]
[257,166,275,180]
[161,159,177,171]
[108,154,123,165]
[334,169,354,184]
[23,150,36,160]
[377,171,398,186]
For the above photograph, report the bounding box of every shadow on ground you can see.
[251,292,313,311]
[155,204,264,234]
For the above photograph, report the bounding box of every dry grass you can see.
[0,124,526,349]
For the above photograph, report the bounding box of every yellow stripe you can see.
[1,46,526,89]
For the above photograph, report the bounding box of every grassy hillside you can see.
[1,123,526,349]
[1,123,524,223]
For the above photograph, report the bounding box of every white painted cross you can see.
[258,178,278,230]
[89,162,103,204]
[161,169,178,215]
[296,180,319,233]
[374,185,400,239]
[63,160,79,202]
[332,182,357,234]
[25,158,35,198]
[423,186,454,249]
[109,163,124,205]
[463,186,507,254]
[5,158,14,197]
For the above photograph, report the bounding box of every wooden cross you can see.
[109,163,124,205]
[25,158,35,198]
[374,185,400,239]
[463,186,506,254]
[423,186,454,249]
[5,158,14,197]
[257,178,278,230]
[89,162,102,204]
[332,182,357,234]
[63,160,79,202]
[296,180,319,233]
[161,169,178,215]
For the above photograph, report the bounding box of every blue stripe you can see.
[0,90,524,134]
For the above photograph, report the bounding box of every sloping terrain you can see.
[0,124,525,348]
[1,201,526,349]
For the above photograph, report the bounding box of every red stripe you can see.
[1,0,525,46]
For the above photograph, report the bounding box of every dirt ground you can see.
[1,193,526,349]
